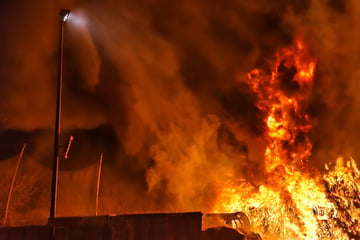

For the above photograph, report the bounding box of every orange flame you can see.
[249,40,315,173]
[213,40,358,239]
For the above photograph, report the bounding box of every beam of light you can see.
[67,11,89,27]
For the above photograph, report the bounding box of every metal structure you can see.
[0,212,202,240]
[50,8,71,220]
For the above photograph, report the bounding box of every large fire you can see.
[213,40,360,239]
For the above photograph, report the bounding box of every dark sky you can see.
[1,0,360,225]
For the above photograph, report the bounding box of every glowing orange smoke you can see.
[214,40,359,239]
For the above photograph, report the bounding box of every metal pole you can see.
[50,12,65,221]
[2,144,27,225]
[95,153,103,216]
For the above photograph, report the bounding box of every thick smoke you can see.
[1,0,360,225]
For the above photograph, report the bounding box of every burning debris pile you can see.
[324,158,360,238]
[213,41,360,239]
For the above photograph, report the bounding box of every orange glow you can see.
[213,40,359,239]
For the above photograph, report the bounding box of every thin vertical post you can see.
[2,144,27,225]
[49,9,70,240]
[50,16,64,220]
[95,153,103,216]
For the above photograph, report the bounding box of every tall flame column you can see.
[50,8,71,221]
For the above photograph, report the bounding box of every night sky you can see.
[1,0,360,226]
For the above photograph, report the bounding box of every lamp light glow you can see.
[60,8,71,22]
[63,14,70,22]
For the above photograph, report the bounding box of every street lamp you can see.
[49,8,71,221]
[61,9,71,22]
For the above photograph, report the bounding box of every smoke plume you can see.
[1,0,360,225]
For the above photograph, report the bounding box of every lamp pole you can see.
[50,8,71,221]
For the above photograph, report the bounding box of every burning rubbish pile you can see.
[211,41,360,239]
[323,158,360,239]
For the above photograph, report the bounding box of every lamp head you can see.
[60,8,71,22]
